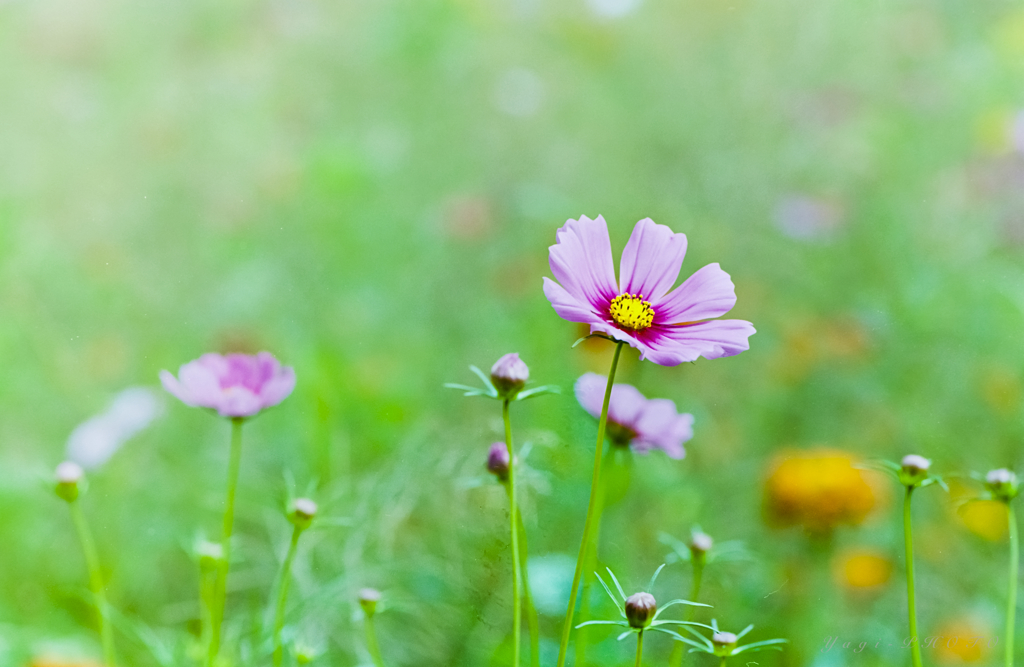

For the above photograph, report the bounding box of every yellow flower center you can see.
[609,293,655,331]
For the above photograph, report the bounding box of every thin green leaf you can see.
[516,385,561,400]
[606,567,628,602]
[594,571,626,616]
[734,638,789,653]
[736,624,754,639]
[616,630,634,641]
[647,563,667,592]
[652,620,716,630]
[575,620,628,629]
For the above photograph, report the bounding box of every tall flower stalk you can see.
[541,216,753,667]
[55,462,117,667]
[272,498,318,667]
[161,351,296,665]
[982,469,1022,667]
[869,454,945,667]
[556,341,624,666]
[359,589,386,667]
[448,353,557,665]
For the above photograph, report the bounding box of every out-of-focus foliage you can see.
[1,0,1023,664]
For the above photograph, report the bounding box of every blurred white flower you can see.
[67,387,164,469]
[587,0,642,19]
[773,195,845,242]
[494,68,544,118]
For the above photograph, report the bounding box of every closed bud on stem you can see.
[712,631,738,656]
[689,531,714,558]
[486,442,511,482]
[900,454,931,486]
[289,498,318,531]
[986,468,1020,502]
[196,541,225,573]
[358,588,382,618]
[624,592,656,629]
[490,353,529,398]
[54,461,84,502]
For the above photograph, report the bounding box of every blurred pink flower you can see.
[574,373,693,459]
[160,352,296,418]
[543,216,754,365]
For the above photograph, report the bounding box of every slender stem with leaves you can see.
[556,341,625,667]
[208,417,245,666]
[575,447,614,667]
[365,615,385,667]
[70,500,117,667]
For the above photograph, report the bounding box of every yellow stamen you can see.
[609,293,655,331]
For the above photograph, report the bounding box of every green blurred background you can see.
[2,0,1024,664]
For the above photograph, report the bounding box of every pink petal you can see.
[543,278,606,324]
[160,370,197,405]
[618,218,688,302]
[634,400,693,459]
[654,263,738,324]
[548,215,619,310]
[573,373,607,417]
[178,359,225,406]
[642,319,756,366]
[259,365,296,408]
[216,387,264,418]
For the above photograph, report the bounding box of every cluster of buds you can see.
[985,468,1020,503]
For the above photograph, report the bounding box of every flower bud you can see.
[486,442,511,482]
[54,461,84,502]
[289,498,318,531]
[689,531,714,557]
[196,541,225,573]
[358,588,382,617]
[712,631,738,655]
[490,353,529,398]
[624,592,656,629]
[986,468,1020,502]
[900,454,931,486]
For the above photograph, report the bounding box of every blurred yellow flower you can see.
[764,449,877,532]
[30,659,105,667]
[960,499,1009,542]
[833,548,892,590]
[932,618,991,664]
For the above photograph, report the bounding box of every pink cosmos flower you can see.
[160,352,296,418]
[543,215,755,365]
[575,373,693,459]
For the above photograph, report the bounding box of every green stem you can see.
[903,486,923,667]
[1008,503,1018,667]
[516,508,541,667]
[667,557,705,667]
[555,341,625,667]
[208,417,245,666]
[272,525,303,667]
[503,399,522,667]
[70,501,116,667]
[718,658,727,667]
[635,630,644,667]
[576,447,614,667]
[365,615,386,667]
